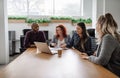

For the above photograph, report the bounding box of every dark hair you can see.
[77,22,88,39]
[31,23,39,29]
[77,22,89,50]
[56,24,67,38]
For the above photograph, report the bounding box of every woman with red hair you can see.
[50,24,71,48]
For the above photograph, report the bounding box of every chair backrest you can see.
[72,29,95,37]
[87,29,95,37]
[23,29,31,36]
[22,29,49,40]
[90,37,97,51]
[43,31,48,40]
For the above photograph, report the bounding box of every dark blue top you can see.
[66,32,93,55]
[24,30,46,48]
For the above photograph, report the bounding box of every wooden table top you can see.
[0,48,118,78]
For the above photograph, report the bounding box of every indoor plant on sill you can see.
[26,18,50,26]
[26,18,35,26]
[71,18,92,26]
[84,18,92,26]
[8,16,26,23]
[37,19,50,26]
[50,16,72,23]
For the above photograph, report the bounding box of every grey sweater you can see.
[89,34,120,76]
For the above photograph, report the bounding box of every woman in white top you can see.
[50,24,71,48]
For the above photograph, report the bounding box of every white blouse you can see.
[57,39,65,48]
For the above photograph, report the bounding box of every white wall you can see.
[92,0,97,28]
[105,0,120,30]
[96,0,120,31]
[97,0,105,17]
[0,0,9,64]
[83,0,92,18]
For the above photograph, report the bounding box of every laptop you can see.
[34,42,58,54]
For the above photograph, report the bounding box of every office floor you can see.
[0,54,20,70]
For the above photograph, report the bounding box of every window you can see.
[27,0,53,15]
[54,0,82,16]
[8,0,27,16]
[8,0,83,16]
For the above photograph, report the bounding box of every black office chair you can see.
[72,29,95,37]
[87,29,95,37]
[87,29,97,51]
[23,29,31,36]
[19,29,49,52]
[19,29,31,52]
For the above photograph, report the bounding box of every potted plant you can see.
[37,18,50,26]
[8,16,26,23]
[85,18,92,26]
[25,18,35,26]
[26,18,50,26]
[50,16,72,23]
[71,18,79,26]
[71,18,92,26]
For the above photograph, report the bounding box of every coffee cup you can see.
[58,49,62,57]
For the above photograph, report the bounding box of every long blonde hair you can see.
[97,13,120,43]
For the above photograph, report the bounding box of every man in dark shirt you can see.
[24,23,46,48]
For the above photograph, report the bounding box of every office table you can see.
[0,48,118,78]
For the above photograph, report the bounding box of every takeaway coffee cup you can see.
[58,48,62,57]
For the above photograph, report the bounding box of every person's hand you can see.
[81,56,89,60]
[81,53,88,56]
[30,44,36,48]
[81,52,89,60]
[50,43,56,47]
[93,52,96,56]
[60,43,66,48]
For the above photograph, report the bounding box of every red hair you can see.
[56,24,67,38]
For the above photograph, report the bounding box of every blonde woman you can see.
[82,13,120,76]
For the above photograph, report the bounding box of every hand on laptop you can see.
[50,43,57,47]
[60,43,66,48]
[30,44,36,48]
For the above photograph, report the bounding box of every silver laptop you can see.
[34,42,58,54]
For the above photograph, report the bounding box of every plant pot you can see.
[72,23,92,26]
[38,23,49,26]
[85,23,92,26]
[71,23,77,26]
[51,20,71,23]
[8,19,25,23]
